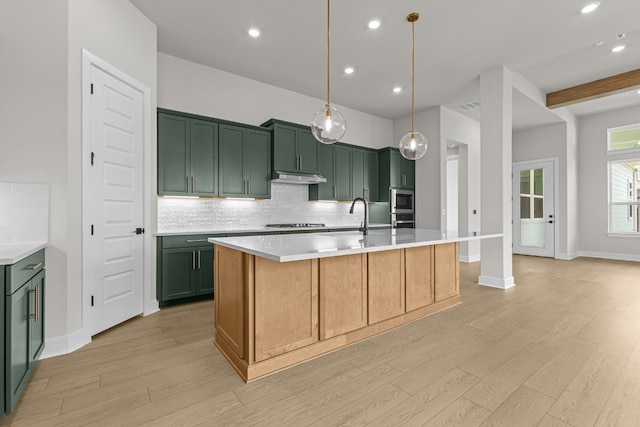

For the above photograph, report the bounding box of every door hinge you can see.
[90,83,94,94]
[91,295,94,306]
[91,225,94,235]
[91,152,95,165]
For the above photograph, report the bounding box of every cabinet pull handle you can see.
[192,251,196,270]
[28,262,43,270]
[248,180,251,195]
[186,176,189,193]
[299,156,303,170]
[192,176,195,193]
[186,239,207,243]
[30,286,39,321]
[197,250,201,269]
[337,186,339,199]
[296,156,299,170]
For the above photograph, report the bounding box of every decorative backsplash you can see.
[157,182,381,233]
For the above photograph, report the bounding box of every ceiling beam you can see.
[546,68,640,109]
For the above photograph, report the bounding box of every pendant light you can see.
[398,12,428,160]
[311,0,346,144]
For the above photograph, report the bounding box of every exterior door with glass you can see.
[513,161,555,257]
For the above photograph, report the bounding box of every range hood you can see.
[271,170,327,185]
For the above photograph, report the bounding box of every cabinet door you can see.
[364,150,379,201]
[246,129,271,198]
[161,248,196,301]
[334,145,352,201]
[405,246,434,311]
[402,156,415,188]
[158,113,189,195]
[352,149,365,200]
[368,250,405,324]
[310,143,335,200]
[319,254,367,339]
[6,283,31,414]
[29,270,45,364]
[218,124,246,197]
[254,257,318,362]
[195,245,214,295]
[272,124,298,172]
[435,243,459,301]
[297,128,319,173]
[190,119,218,196]
[389,150,403,188]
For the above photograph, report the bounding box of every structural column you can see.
[479,67,515,289]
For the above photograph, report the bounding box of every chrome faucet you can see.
[349,197,368,235]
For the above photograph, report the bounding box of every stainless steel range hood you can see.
[271,170,327,185]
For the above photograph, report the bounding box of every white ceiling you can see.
[130,0,640,129]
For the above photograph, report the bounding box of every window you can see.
[609,161,639,232]
[608,124,640,152]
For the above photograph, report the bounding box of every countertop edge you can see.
[155,224,391,237]
[208,232,503,262]
[0,242,48,265]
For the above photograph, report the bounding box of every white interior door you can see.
[513,160,555,257]
[88,64,144,335]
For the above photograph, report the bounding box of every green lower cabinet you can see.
[158,236,220,306]
[4,251,45,416]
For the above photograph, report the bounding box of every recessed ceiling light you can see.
[368,20,381,29]
[344,67,354,74]
[248,28,260,38]
[611,44,625,53]
[581,2,600,14]
[393,87,402,93]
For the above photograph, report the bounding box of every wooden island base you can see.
[214,243,460,382]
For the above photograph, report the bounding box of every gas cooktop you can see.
[265,223,326,228]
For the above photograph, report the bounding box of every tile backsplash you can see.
[158,182,378,233]
[0,183,49,244]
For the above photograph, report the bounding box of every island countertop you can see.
[208,228,501,262]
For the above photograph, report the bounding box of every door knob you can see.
[134,227,145,235]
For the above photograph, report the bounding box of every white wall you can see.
[1,0,157,355]
[158,53,392,150]
[578,105,640,260]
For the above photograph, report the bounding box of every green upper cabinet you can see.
[219,123,271,198]
[378,147,415,201]
[352,148,379,202]
[158,111,218,196]
[262,119,319,174]
[309,144,352,201]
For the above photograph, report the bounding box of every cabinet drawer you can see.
[6,249,45,295]
[161,234,224,249]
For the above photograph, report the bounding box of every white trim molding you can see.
[555,252,579,260]
[40,329,91,360]
[578,250,640,262]
[478,275,516,289]
[460,254,481,263]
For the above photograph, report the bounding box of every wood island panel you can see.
[214,246,245,359]
[368,249,405,324]
[253,256,319,362]
[405,246,434,311]
[319,253,368,339]
[214,243,461,382]
[434,243,459,301]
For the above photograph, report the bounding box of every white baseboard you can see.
[478,275,516,289]
[144,299,160,316]
[556,252,579,260]
[460,254,481,263]
[41,328,91,360]
[578,251,640,262]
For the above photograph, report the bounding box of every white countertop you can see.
[156,223,391,237]
[208,229,502,262]
[0,242,48,265]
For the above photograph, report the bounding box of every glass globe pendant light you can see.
[311,0,346,144]
[398,13,428,160]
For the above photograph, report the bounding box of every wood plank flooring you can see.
[3,255,640,426]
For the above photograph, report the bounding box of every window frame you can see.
[607,157,640,237]
[607,123,640,154]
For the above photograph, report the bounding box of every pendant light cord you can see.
[411,18,415,132]
[327,0,331,108]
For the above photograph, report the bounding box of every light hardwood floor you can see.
[3,255,640,426]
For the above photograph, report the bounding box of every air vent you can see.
[456,100,481,111]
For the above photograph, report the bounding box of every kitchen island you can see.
[208,228,500,382]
